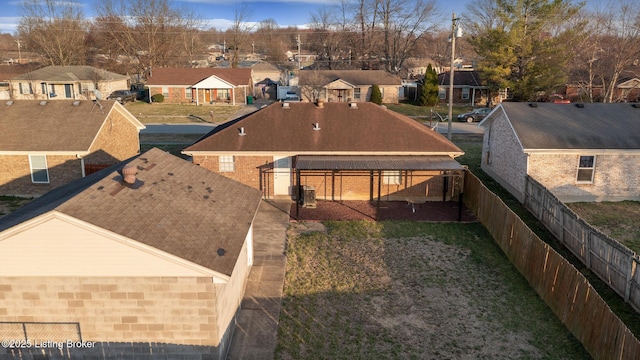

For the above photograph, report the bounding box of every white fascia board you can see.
[524,148,640,155]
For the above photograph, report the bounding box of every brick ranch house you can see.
[479,102,640,202]
[0,148,262,359]
[183,101,465,215]
[0,100,145,197]
[296,70,403,103]
[145,68,253,105]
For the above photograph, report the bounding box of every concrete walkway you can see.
[227,200,291,360]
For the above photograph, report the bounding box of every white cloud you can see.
[0,17,19,35]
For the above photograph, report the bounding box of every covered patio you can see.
[293,155,466,221]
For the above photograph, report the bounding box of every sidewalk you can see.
[227,200,291,360]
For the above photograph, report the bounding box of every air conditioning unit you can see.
[302,186,317,208]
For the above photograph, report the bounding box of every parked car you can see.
[107,90,136,104]
[457,107,491,123]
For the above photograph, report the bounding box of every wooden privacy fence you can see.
[463,172,640,360]
[524,176,640,313]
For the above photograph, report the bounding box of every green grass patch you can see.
[277,221,590,359]
[385,102,473,120]
[125,101,243,124]
[567,201,640,254]
[0,195,33,217]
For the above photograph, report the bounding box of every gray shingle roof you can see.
[0,148,263,276]
[298,70,401,86]
[11,66,128,82]
[492,102,640,150]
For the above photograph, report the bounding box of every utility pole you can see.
[15,39,22,64]
[447,13,461,140]
[297,34,301,70]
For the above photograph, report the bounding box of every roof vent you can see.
[313,123,321,131]
[349,102,358,109]
[39,100,47,106]
[575,103,585,108]
[72,100,80,106]
[238,127,246,136]
[5,100,13,106]
[122,164,137,185]
[528,103,538,108]
[282,102,290,109]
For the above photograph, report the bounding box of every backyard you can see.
[276,221,590,359]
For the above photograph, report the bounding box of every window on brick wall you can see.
[439,87,446,99]
[219,155,235,172]
[185,88,192,99]
[462,87,470,100]
[29,155,49,183]
[383,170,402,185]
[576,155,595,183]
[162,87,169,97]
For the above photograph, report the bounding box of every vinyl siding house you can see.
[145,68,253,105]
[183,101,465,208]
[0,100,145,197]
[8,66,129,101]
[479,102,640,203]
[297,70,403,103]
[564,77,640,103]
[0,148,262,359]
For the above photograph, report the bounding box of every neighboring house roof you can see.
[479,102,640,151]
[183,102,463,155]
[438,70,485,87]
[0,148,262,277]
[145,68,252,87]
[10,65,128,82]
[251,62,281,72]
[298,70,402,86]
[0,100,144,153]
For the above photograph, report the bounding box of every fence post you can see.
[585,229,592,269]
[625,256,637,303]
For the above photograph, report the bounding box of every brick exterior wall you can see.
[193,155,461,201]
[0,109,141,197]
[85,109,141,164]
[0,155,82,197]
[481,113,528,202]
[149,86,249,105]
[529,153,640,202]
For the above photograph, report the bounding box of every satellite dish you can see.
[93,89,102,101]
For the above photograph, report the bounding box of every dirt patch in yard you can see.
[277,222,588,359]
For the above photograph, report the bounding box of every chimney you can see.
[317,98,324,108]
[122,164,137,184]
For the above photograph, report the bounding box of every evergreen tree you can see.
[370,84,382,104]
[419,64,439,106]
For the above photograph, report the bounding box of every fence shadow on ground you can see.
[463,172,640,360]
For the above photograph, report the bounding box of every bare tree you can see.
[18,0,88,66]
[299,70,327,102]
[254,19,287,63]
[94,0,202,74]
[228,3,253,68]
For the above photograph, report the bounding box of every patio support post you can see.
[331,170,336,201]
[369,170,374,201]
[296,168,301,220]
[442,171,448,202]
[376,170,382,221]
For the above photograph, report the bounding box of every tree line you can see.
[13,0,640,102]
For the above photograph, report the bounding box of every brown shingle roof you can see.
[298,70,401,86]
[52,148,262,276]
[145,68,252,86]
[0,100,123,152]
[184,102,463,155]
[11,66,128,82]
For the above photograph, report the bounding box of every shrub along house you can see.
[0,99,145,197]
[145,68,253,105]
[479,102,640,202]
[0,148,262,359]
[182,101,465,218]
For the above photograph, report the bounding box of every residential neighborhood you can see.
[0,0,640,358]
